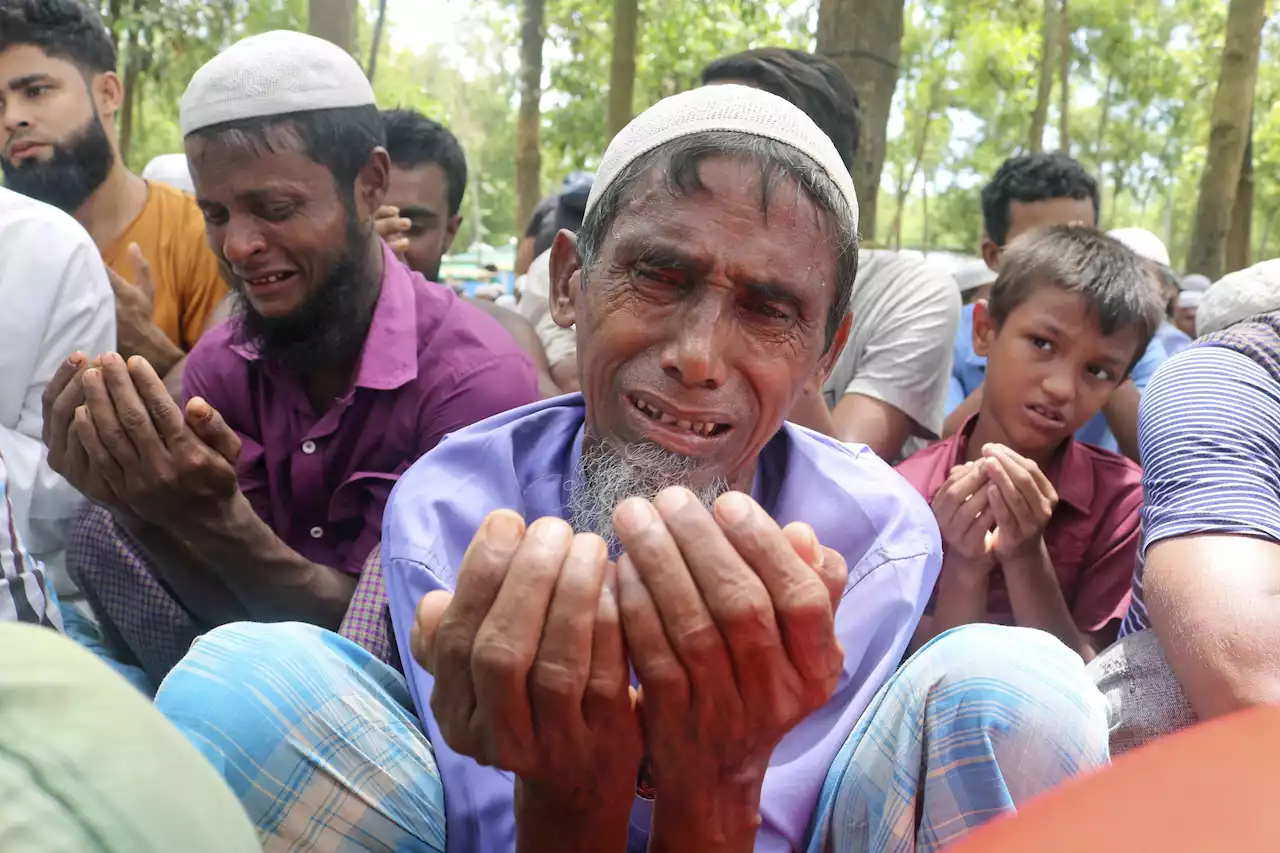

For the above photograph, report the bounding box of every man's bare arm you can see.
[1146,535,1280,719]
[943,385,983,438]
[163,296,232,401]
[831,393,916,460]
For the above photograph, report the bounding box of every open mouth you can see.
[628,394,731,438]
[243,271,296,288]
[1025,403,1066,428]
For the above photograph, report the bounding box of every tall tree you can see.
[1027,0,1056,153]
[1226,112,1255,272]
[816,0,905,242]
[367,0,389,82]
[307,0,357,53]
[1185,0,1267,279]
[516,0,547,231]
[606,0,640,139]
[1058,0,1070,154]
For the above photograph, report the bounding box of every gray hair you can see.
[575,130,859,351]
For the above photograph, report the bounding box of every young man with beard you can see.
[0,0,226,395]
[152,86,1108,853]
[40,31,539,689]
[376,108,560,397]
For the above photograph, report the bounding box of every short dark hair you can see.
[988,225,1162,372]
[187,106,385,210]
[980,152,1100,247]
[576,130,859,351]
[0,0,115,76]
[381,108,467,217]
[701,48,860,174]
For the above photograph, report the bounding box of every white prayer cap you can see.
[1178,290,1203,310]
[585,84,858,235]
[141,154,194,194]
[953,258,998,293]
[180,31,375,137]
[1108,227,1171,268]
[1196,259,1280,336]
[1180,273,1212,293]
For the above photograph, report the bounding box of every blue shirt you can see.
[383,395,941,853]
[1155,320,1192,358]
[1120,345,1280,636]
[946,303,1170,452]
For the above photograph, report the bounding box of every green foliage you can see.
[108,0,1277,260]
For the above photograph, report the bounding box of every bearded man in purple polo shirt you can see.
[154,84,1111,852]
[38,31,539,690]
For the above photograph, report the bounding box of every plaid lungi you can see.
[68,504,398,684]
[157,621,1108,853]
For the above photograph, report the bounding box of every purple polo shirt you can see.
[383,397,942,852]
[183,245,539,575]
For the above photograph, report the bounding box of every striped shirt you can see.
[1120,340,1280,636]
[0,447,62,630]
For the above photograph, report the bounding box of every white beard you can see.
[567,439,729,553]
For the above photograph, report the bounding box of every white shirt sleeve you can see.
[0,190,116,555]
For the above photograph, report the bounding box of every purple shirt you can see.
[383,397,942,852]
[184,246,539,575]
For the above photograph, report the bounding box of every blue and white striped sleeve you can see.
[1138,346,1280,550]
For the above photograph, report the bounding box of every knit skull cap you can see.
[1107,228,1171,268]
[585,84,859,235]
[1180,273,1213,293]
[1197,259,1280,337]
[180,31,375,137]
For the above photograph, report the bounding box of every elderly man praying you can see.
[155,83,1109,852]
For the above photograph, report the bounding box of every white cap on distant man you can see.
[586,84,859,235]
[1196,259,1280,337]
[179,31,376,137]
[1108,227,1171,268]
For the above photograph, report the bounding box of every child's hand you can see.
[931,461,997,572]
[980,444,1058,561]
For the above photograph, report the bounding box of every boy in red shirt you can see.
[897,226,1163,659]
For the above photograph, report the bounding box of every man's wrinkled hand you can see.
[613,488,847,810]
[72,352,240,525]
[41,352,117,506]
[981,444,1057,561]
[411,511,644,811]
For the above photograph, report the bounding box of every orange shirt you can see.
[102,181,226,351]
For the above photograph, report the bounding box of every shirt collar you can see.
[229,244,420,391]
[951,414,1093,514]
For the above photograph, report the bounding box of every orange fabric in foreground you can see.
[951,706,1279,852]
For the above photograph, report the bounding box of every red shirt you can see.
[895,416,1142,632]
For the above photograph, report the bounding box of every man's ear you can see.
[93,71,123,122]
[972,299,996,357]
[356,147,391,218]
[548,230,582,329]
[815,310,852,383]
[980,236,1002,273]
[442,214,463,255]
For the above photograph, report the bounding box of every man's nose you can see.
[220,217,267,266]
[659,297,730,389]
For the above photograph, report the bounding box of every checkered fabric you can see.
[338,546,401,671]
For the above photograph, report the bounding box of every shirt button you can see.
[301,440,317,455]
[309,526,324,539]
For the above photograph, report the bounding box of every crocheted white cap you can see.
[1108,228,1171,268]
[1197,259,1280,336]
[180,31,375,137]
[1180,273,1213,293]
[585,84,858,234]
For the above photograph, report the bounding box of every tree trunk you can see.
[1027,0,1056,153]
[1058,0,1070,154]
[606,0,640,140]
[816,0,905,242]
[1185,0,1266,279]
[118,22,139,166]
[515,0,546,231]
[366,0,389,82]
[308,0,358,54]
[1226,112,1254,273]
[921,174,930,251]
[887,74,942,250]
[1093,71,1113,172]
